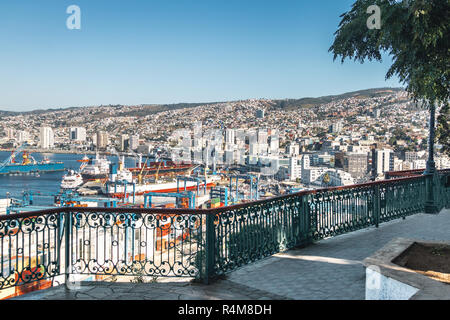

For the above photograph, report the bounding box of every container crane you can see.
[0,143,28,171]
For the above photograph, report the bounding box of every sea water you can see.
[0,151,137,206]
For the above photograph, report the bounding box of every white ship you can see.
[80,153,111,180]
[60,170,84,189]
[116,167,133,183]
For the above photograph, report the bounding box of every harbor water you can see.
[0,151,138,206]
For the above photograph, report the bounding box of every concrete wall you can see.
[365,266,419,300]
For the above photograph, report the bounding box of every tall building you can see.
[192,122,203,150]
[5,128,14,140]
[257,129,268,145]
[249,142,259,156]
[129,134,140,151]
[70,127,86,142]
[269,129,279,155]
[235,129,246,149]
[372,149,394,178]
[344,153,368,179]
[329,121,343,134]
[225,129,235,145]
[120,134,129,151]
[40,127,54,149]
[289,155,303,181]
[17,131,30,144]
[286,143,300,156]
[96,131,108,150]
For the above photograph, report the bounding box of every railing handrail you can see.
[0,206,205,222]
[211,174,427,213]
[0,174,432,221]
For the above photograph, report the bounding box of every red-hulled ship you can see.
[128,161,196,179]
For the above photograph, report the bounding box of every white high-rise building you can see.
[258,143,269,156]
[249,142,259,156]
[235,129,246,149]
[129,134,140,151]
[289,155,303,181]
[70,127,86,142]
[225,129,235,145]
[5,128,14,140]
[269,130,279,155]
[257,129,268,145]
[40,127,54,149]
[302,154,311,169]
[17,131,30,144]
[372,149,394,177]
[286,143,300,156]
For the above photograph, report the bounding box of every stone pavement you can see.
[13,209,450,300]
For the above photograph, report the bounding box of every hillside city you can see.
[1,88,449,191]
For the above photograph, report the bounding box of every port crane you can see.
[229,174,259,203]
[127,148,143,168]
[0,143,28,172]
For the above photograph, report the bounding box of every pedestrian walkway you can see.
[13,209,450,300]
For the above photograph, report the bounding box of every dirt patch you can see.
[393,242,450,285]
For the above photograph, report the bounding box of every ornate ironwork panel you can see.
[68,211,203,278]
[310,185,375,240]
[213,194,309,275]
[0,212,62,297]
[378,176,426,222]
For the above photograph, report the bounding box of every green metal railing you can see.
[0,171,449,297]
[210,174,430,277]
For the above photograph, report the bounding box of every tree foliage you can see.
[329,0,449,153]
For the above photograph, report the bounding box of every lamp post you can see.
[424,102,439,213]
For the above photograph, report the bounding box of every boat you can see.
[0,151,64,176]
[60,170,84,190]
[115,165,133,183]
[102,174,222,198]
[127,161,196,179]
[80,153,111,180]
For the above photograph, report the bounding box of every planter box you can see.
[363,238,450,300]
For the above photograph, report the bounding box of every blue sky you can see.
[0,0,401,111]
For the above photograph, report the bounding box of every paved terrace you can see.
[13,209,450,300]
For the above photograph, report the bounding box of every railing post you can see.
[64,210,72,289]
[301,194,316,244]
[374,185,380,227]
[203,212,215,284]
[301,194,312,245]
[56,212,63,277]
[424,173,440,214]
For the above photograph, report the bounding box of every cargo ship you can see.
[102,174,221,198]
[128,160,196,179]
[0,150,64,175]
[79,153,111,180]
